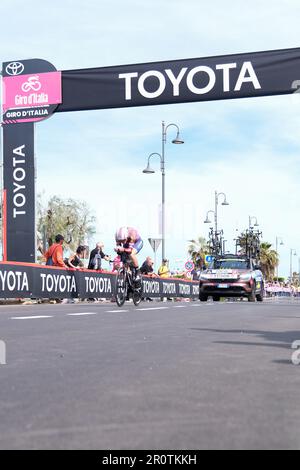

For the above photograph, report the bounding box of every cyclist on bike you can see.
[114,227,143,282]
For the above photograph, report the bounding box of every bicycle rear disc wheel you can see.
[116,268,127,307]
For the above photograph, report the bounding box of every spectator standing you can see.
[61,245,86,305]
[141,256,156,302]
[66,245,86,269]
[44,234,67,304]
[112,255,121,272]
[110,255,122,303]
[191,267,200,281]
[158,259,172,302]
[88,242,110,270]
[87,242,110,303]
[158,259,170,278]
[141,257,156,277]
[44,234,67,268]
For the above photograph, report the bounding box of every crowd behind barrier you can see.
[265,283,300,298]
[3,261,300,301]
[40,238,199,281]
[11,234,300,301]
[1,235,201,301]
[0,262,200,300]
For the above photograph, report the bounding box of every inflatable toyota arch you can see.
[2,47,300,262]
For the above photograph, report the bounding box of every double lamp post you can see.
[204,191,230,254]
[143,121,184,263]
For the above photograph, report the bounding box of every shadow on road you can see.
[272,359,293,365]
[213,340,290,350]
[190,328,300,366]
[191,328,300,347]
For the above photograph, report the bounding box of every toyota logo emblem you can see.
[5,62,25,76]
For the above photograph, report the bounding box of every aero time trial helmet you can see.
[115,226,129,241]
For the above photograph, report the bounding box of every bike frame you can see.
[116,261,142,307]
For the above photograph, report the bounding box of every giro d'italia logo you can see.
[5,62,25,76]
[21,76,42,93]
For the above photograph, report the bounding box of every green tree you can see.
[187,236,209,269]
[37,195,96,253]
[236,230,261,259]
[259,242,279,281]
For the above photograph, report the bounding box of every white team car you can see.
[199,254,264,302]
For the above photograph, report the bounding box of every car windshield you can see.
[212,259,250,270]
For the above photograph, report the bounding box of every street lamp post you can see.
[249,216,259,230]
[204,210,215,225]
[204,192,229,234]
[290,248,297,285]
[143,121,184,262]
[214,191,229,234]
[204,191,229,258]
[275,236,284,280]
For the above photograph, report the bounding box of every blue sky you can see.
[1,0,300,276]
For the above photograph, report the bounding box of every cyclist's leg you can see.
[129,239,144,268]
[130,249,139,268]
[131,240,144,284]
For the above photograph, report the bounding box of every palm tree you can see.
[187,236,209,269]
[259,242,279,281]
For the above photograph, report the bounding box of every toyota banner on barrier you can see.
[0,263,199,300]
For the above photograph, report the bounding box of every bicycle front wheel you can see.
[133,290,142,306]
[116,268,127,307]
[132,283,143,306]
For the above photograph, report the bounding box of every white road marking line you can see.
[137,307,169,311]
[174,305,186,308]
[106,310,129,313]
[67,312,98,316]
[11,315,53,320]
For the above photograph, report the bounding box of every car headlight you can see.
[239,273,252,281]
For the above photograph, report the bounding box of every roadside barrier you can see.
[0,262,199,300]
[265,286,300,298]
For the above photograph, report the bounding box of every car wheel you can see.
[212,296,220,302]
[199,293,208,302]
[256,284,264,302]
[248,283,256,302]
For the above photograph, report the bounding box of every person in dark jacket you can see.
[141,257,155,276]
[141,257,156,302]
[88,242,110,270]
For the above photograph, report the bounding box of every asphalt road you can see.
[0,298,299,450]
